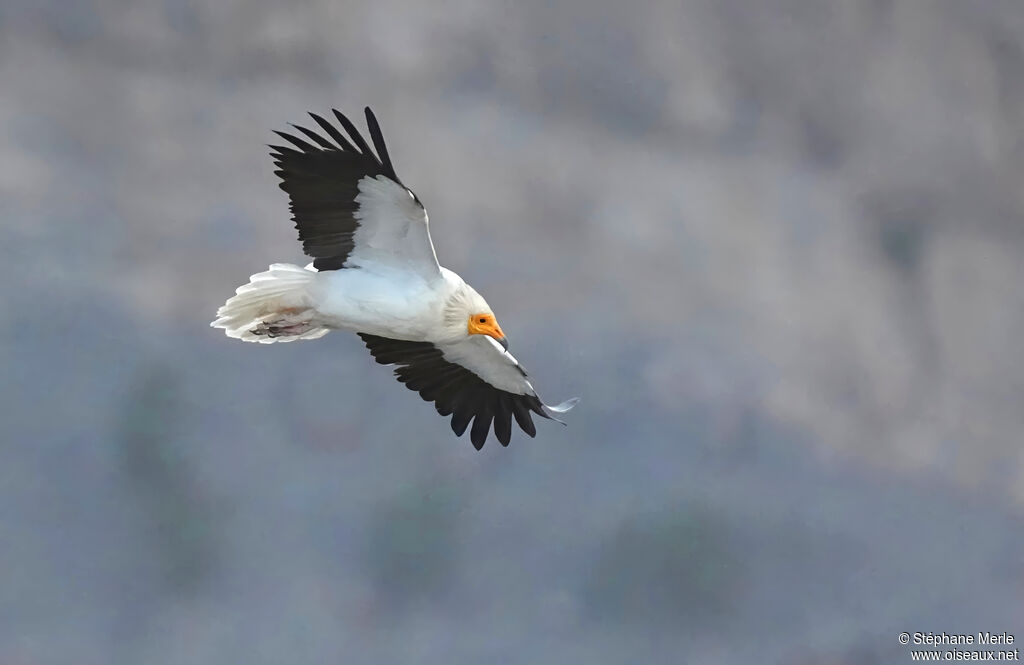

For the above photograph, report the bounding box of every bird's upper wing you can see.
[269,108,441,278]
[359,333,579,449]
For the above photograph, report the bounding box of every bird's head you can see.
[466,312,507,350]
[445,283,508,350]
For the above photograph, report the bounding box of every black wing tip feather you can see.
[307,111,357,153]
[363,107,396,179]
[331,108,373,156]
[358,334,566,450]
[272,106,400,182]
[272,129,318,153]
[288,122,337,151]
[493,396,513,447]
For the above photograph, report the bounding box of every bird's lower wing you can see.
[359,334,577,449]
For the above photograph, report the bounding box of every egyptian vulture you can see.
[212,107,578,449]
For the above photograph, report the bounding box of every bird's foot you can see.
[248,309,316,338]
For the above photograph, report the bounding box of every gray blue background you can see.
[2,1,1023,662]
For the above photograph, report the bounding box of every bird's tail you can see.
[211,263,329,343]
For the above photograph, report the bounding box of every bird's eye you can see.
[479,317,487,324]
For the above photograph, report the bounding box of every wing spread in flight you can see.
[270,108,440,277]
[359,333,578,449]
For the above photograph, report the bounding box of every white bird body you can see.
[212,107,577,448]
[313,264,451,341]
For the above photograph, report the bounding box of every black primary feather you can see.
[359,334,556,449]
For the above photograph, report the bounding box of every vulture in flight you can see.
[212,107,578,449]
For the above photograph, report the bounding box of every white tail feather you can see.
[211,263,328,343]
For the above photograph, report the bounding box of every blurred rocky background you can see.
[1,1,1022,663]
